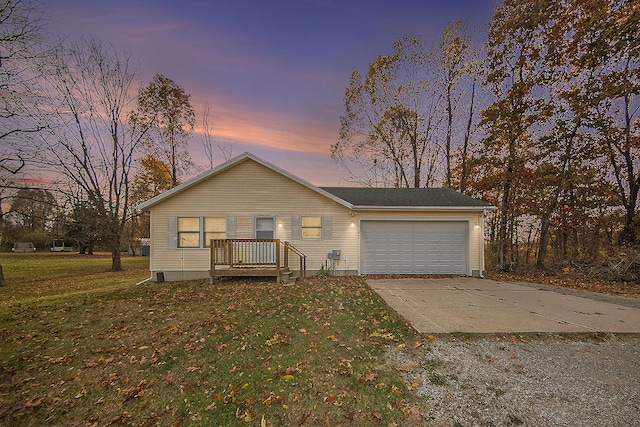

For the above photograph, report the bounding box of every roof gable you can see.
[137,153,352,211]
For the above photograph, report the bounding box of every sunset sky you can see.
[43,0,496,186]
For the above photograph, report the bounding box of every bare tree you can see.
[0,0,49,147]
[30,38,151,271]
[200,101,232,169]
[0,0,47,286]
[435,21,474,188]
[333,34,443,188]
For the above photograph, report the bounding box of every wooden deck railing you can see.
[210,239,307,281]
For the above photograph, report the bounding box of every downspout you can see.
[135,276,152,286]
[480,210,486,278]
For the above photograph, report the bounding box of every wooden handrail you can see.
[210,239,307,280]
[284,241,307,279]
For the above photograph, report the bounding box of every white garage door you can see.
[360,221,468,274]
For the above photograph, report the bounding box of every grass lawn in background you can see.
[0,253,422,426]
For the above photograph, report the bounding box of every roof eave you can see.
[352,205,497,211]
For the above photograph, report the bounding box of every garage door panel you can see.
[361,221,467,275]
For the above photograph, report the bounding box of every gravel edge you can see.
[387,335,640,427]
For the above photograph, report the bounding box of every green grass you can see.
[0,252,150,310]
[0,254,421,426]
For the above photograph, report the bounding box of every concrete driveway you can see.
[366,277,640,333]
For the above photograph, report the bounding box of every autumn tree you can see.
[127,154,173,248]
[131,155,173,203]
[567,0,640,244]
[29,38,152,271]
[131,74,195,187]
[333,34,443,188]
[473,0,637,271]
[9,187,56,230]
[435,21,479,189]
[480,0,553,268]
[526,0,617,267]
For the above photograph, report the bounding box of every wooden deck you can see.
[209,239,306,283]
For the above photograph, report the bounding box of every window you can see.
[177,217,200,248]
[204,217,226,247]
[302,216,322,238]
[176,217,227,248]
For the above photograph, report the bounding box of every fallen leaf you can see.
[298,412,311,425]
[24,397,44,408]
[365,371,378,383]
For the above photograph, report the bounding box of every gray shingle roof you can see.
[319,187,493,208]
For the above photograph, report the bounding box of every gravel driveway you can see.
[388,335,640,426]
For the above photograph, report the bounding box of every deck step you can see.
[280,270,292,283]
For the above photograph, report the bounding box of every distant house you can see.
[137,153,495,282]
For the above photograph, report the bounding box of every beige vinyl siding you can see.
[148,159,357,275]
[147,157,487,278]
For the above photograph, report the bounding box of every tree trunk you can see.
[110,224,122,271]
[112,246,122,271]
[445,84,453,188]
[620,220,636,245]
[0,265,6,287]
[498,178,511,269]
[459,79,476,193]
[620,182,638,244]
[537,216,552,269]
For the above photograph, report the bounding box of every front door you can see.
[254,216,276,263]
[255,216,275,239]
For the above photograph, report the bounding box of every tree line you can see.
[334,0,638,272]
[1,0,637,285]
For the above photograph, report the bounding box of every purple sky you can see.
[43,0,496,186]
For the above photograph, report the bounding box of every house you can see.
[137,153,496,282]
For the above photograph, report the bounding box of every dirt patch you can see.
[388,335,640,426]
[487,270,640,299]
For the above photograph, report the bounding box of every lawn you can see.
[0,253,422,426]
